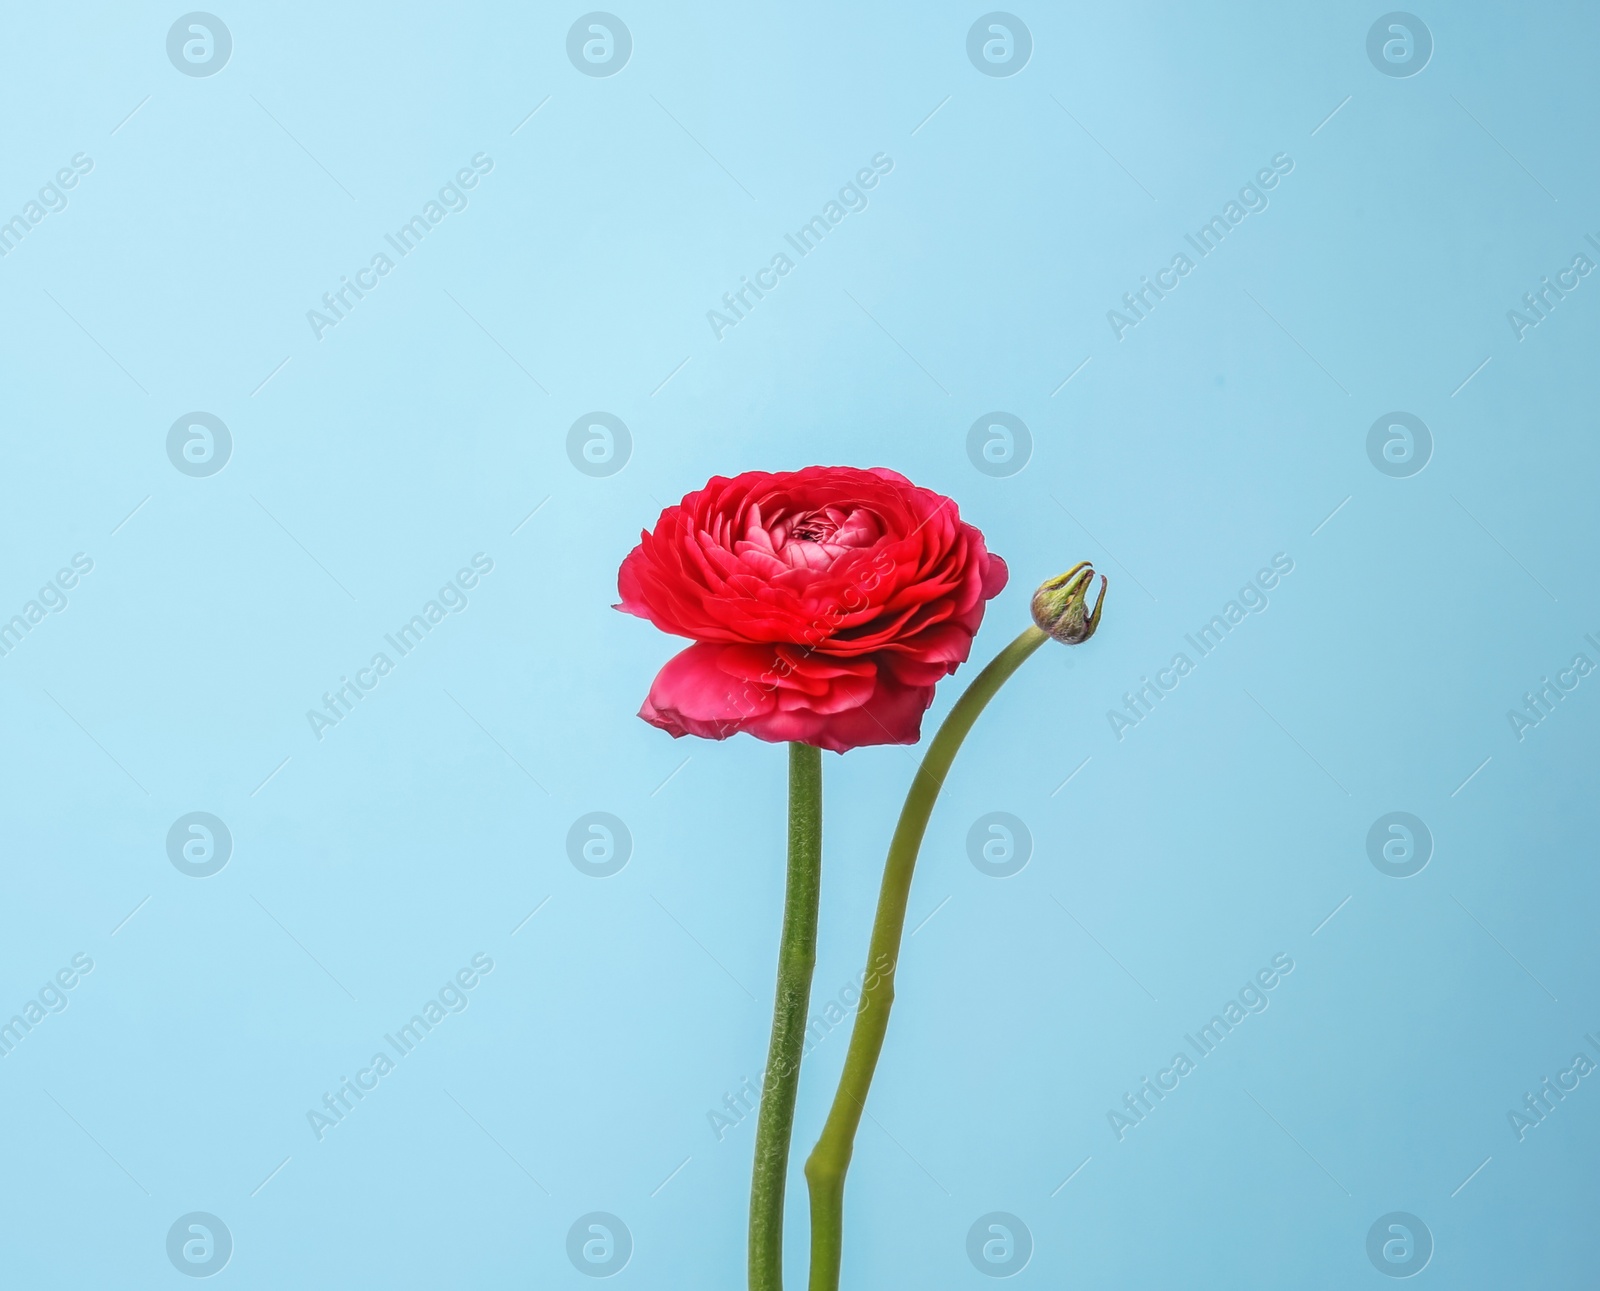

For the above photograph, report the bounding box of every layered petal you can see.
[620,466,1007,752]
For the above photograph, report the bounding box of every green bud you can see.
[1030,562,1106,644]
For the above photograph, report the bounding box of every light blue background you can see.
[1,2,1596,1286]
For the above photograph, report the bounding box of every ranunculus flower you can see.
[616,466,1007,752]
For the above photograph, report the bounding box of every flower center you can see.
[790,515,834,543]
[735,503,885,574]
[777,507,883,570]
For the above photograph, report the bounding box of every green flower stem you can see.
[804,627,1050,1291]
[750,741,824,1291]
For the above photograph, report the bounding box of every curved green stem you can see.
[804,627,1049,1290]
[750,741,824,1291]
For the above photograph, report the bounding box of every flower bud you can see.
[1031,562,1106,644]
